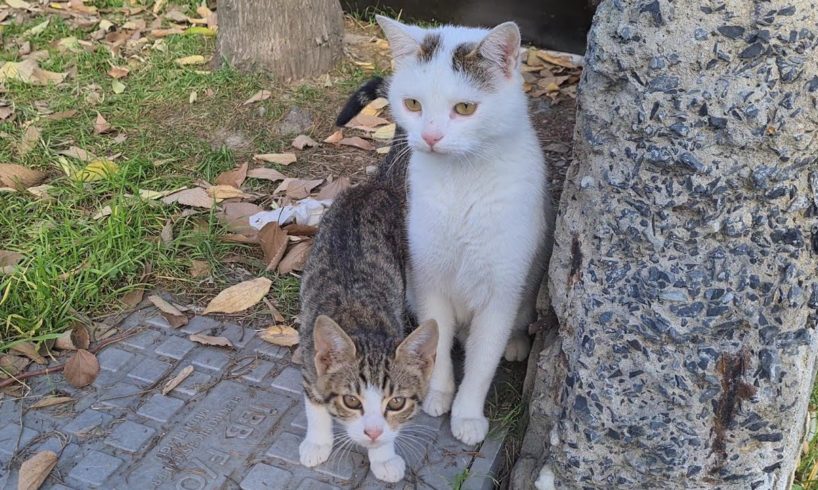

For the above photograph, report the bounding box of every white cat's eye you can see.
[404,98,422,112]
[342,395,362,409]
[386,396,406,411]
[454,102,477,116]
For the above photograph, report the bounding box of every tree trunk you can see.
[216,0,344,81]
[515,0,818,488]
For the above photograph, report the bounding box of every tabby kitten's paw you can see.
[422,389,454,417]
[451,415,489,445]
[370,455,406,482]
[504,333,531,362]
[299,439,332,467]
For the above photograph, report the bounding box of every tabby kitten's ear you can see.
[477,22,522,78]
[313,315,356,376]
[395,319,438,380]
[375,15,421,64]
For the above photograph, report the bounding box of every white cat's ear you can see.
[376,15,421,63]
[478,22,522,77]
[396,319,438,379]
[314,315,356,376]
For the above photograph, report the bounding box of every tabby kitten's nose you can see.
[364,426,384,441]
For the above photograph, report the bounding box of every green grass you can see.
[795,383,818,489]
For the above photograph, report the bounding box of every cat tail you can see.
[335,76,387,126]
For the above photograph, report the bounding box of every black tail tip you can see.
[335,76,386,127]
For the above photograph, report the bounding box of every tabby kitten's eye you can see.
[387,397,406,411]
[404,98,422,112]
[343,395,362,409]
[454,102,477,116]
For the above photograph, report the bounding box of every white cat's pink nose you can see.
[421,131,443,147]
[364,426,383,441]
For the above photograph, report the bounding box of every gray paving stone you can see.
[462,430,506,490]
[137,394,184,423]
[121,329,161,350]
[172,369,212,396]
[126,358,172,385]
[180,315,220,335]
[155,336,195,360]
[266,431,366,482]
[190,348,230,371]
[290,408,307,431]
[221,323,254,348]
[294,478,342,490]
[105,421,156,453]
[95,382,143,409]
[97,347,135,372]
[241,360,275,384]
[271,367,302,395]
[0,424,37,457]
[239,463,294,489]
[67,450,123,487]
[250,338,288,360]
[144,311,174,329]
[62,409,112,437]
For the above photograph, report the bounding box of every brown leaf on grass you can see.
[214,162,248,188]
[283,223,318,236]
[0,162,45,190]
[59,146,95,162]
[219,202,263,236]
[6,0,32,9]
[345,114,389,131]
[30,395,74,409]
[259,222,288,271]
[148,295,188,328]
[18,450,58,490]
[55,324,90,350]
[259,325,299,347]
[19,125,41,156]
[160,219,174,245]
[316,176,351,201]
[361,97,389,116]
[207,184,252,201]
[338,137,374,151]
[161,365,193,395]
[0,354,30,380]
[63,349,99,387]
[278,240,313,274]
[0,59,66,86]
[222,233,259,244]
[203,277,272,315]
[189,334,233,348]
[45,109,76,121]
[0,250,23,275]
[253,153,296,165]
[263,298,286,323]
[190,260,210,278]
[150,27,185,38]
[11,342,45,365]
[163,9,188,23]
[120,288,144,308]
[324,130,344,144]
[246,167,286,182]
[161,187,213,208]
[273,178,323,199]
[291,134,318,150]
[243,90,271,105]
[151,0,166,15]
[93,113,111,134]
[175,55,207,66]
[0,105,14,120]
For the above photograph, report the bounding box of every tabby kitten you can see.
[298,178,438,483]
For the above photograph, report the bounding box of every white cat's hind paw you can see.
[299,439,332,467]
[504,333,531,362]
[370,455,406,482]
[422,389,454,416]
[451,415,489,445]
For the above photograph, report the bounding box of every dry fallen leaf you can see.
[120,288,144,308]
[291,134,318,150]
[18,450,58,490]
[148,295,188,328]
[6,0,32,9]
[55,324,90,351]
[278,240,313,274]
[273,178,324,199]
[203,277,272,315]
[26,184,53,199]
[361,97,389,116]
[189,334,233,348]
[0,164,46,188]
[11,342,46,365]
[30,395,74,409]
[283,223,318,236]
[161,187,214,208]
[190,259,210,278]
[0,105,14,120]
[107,66,129,79]
[324,130,343,144]
[246,167,286,182]
[345,114,389,131]
[535,49,582,69]
[0,250,23,275]
[372,123,396,141]
[63,349,99,388]
[92,205,112,220]
[208,184,252,201]
[219,202,263,235]
[160,219,174,245]
[316,177,351,201]
[376,146,391,154]
[93,113,111,134]
[175,55,207,66]
[263,298,287,323]
[259,222,288,271]
[0,354,30,379]
[19,125,41,155]
[243,89,271,105]
[59,146,95,162]
[161,365,193,395]
[214,162,248,188]
[259,325,299,347]
[253,153,296,166]
[0,59,66,86]
[339,137,375,151]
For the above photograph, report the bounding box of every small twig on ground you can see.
[0,328,143,389]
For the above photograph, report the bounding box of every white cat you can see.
[377,15,552,445]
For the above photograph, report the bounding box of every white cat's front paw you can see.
[451,415,489,445]
[299,439,332,467]
[504,333,531,362]
[422,389,454,416]
[370,455,406,482]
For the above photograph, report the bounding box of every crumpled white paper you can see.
[249,198,333,230]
